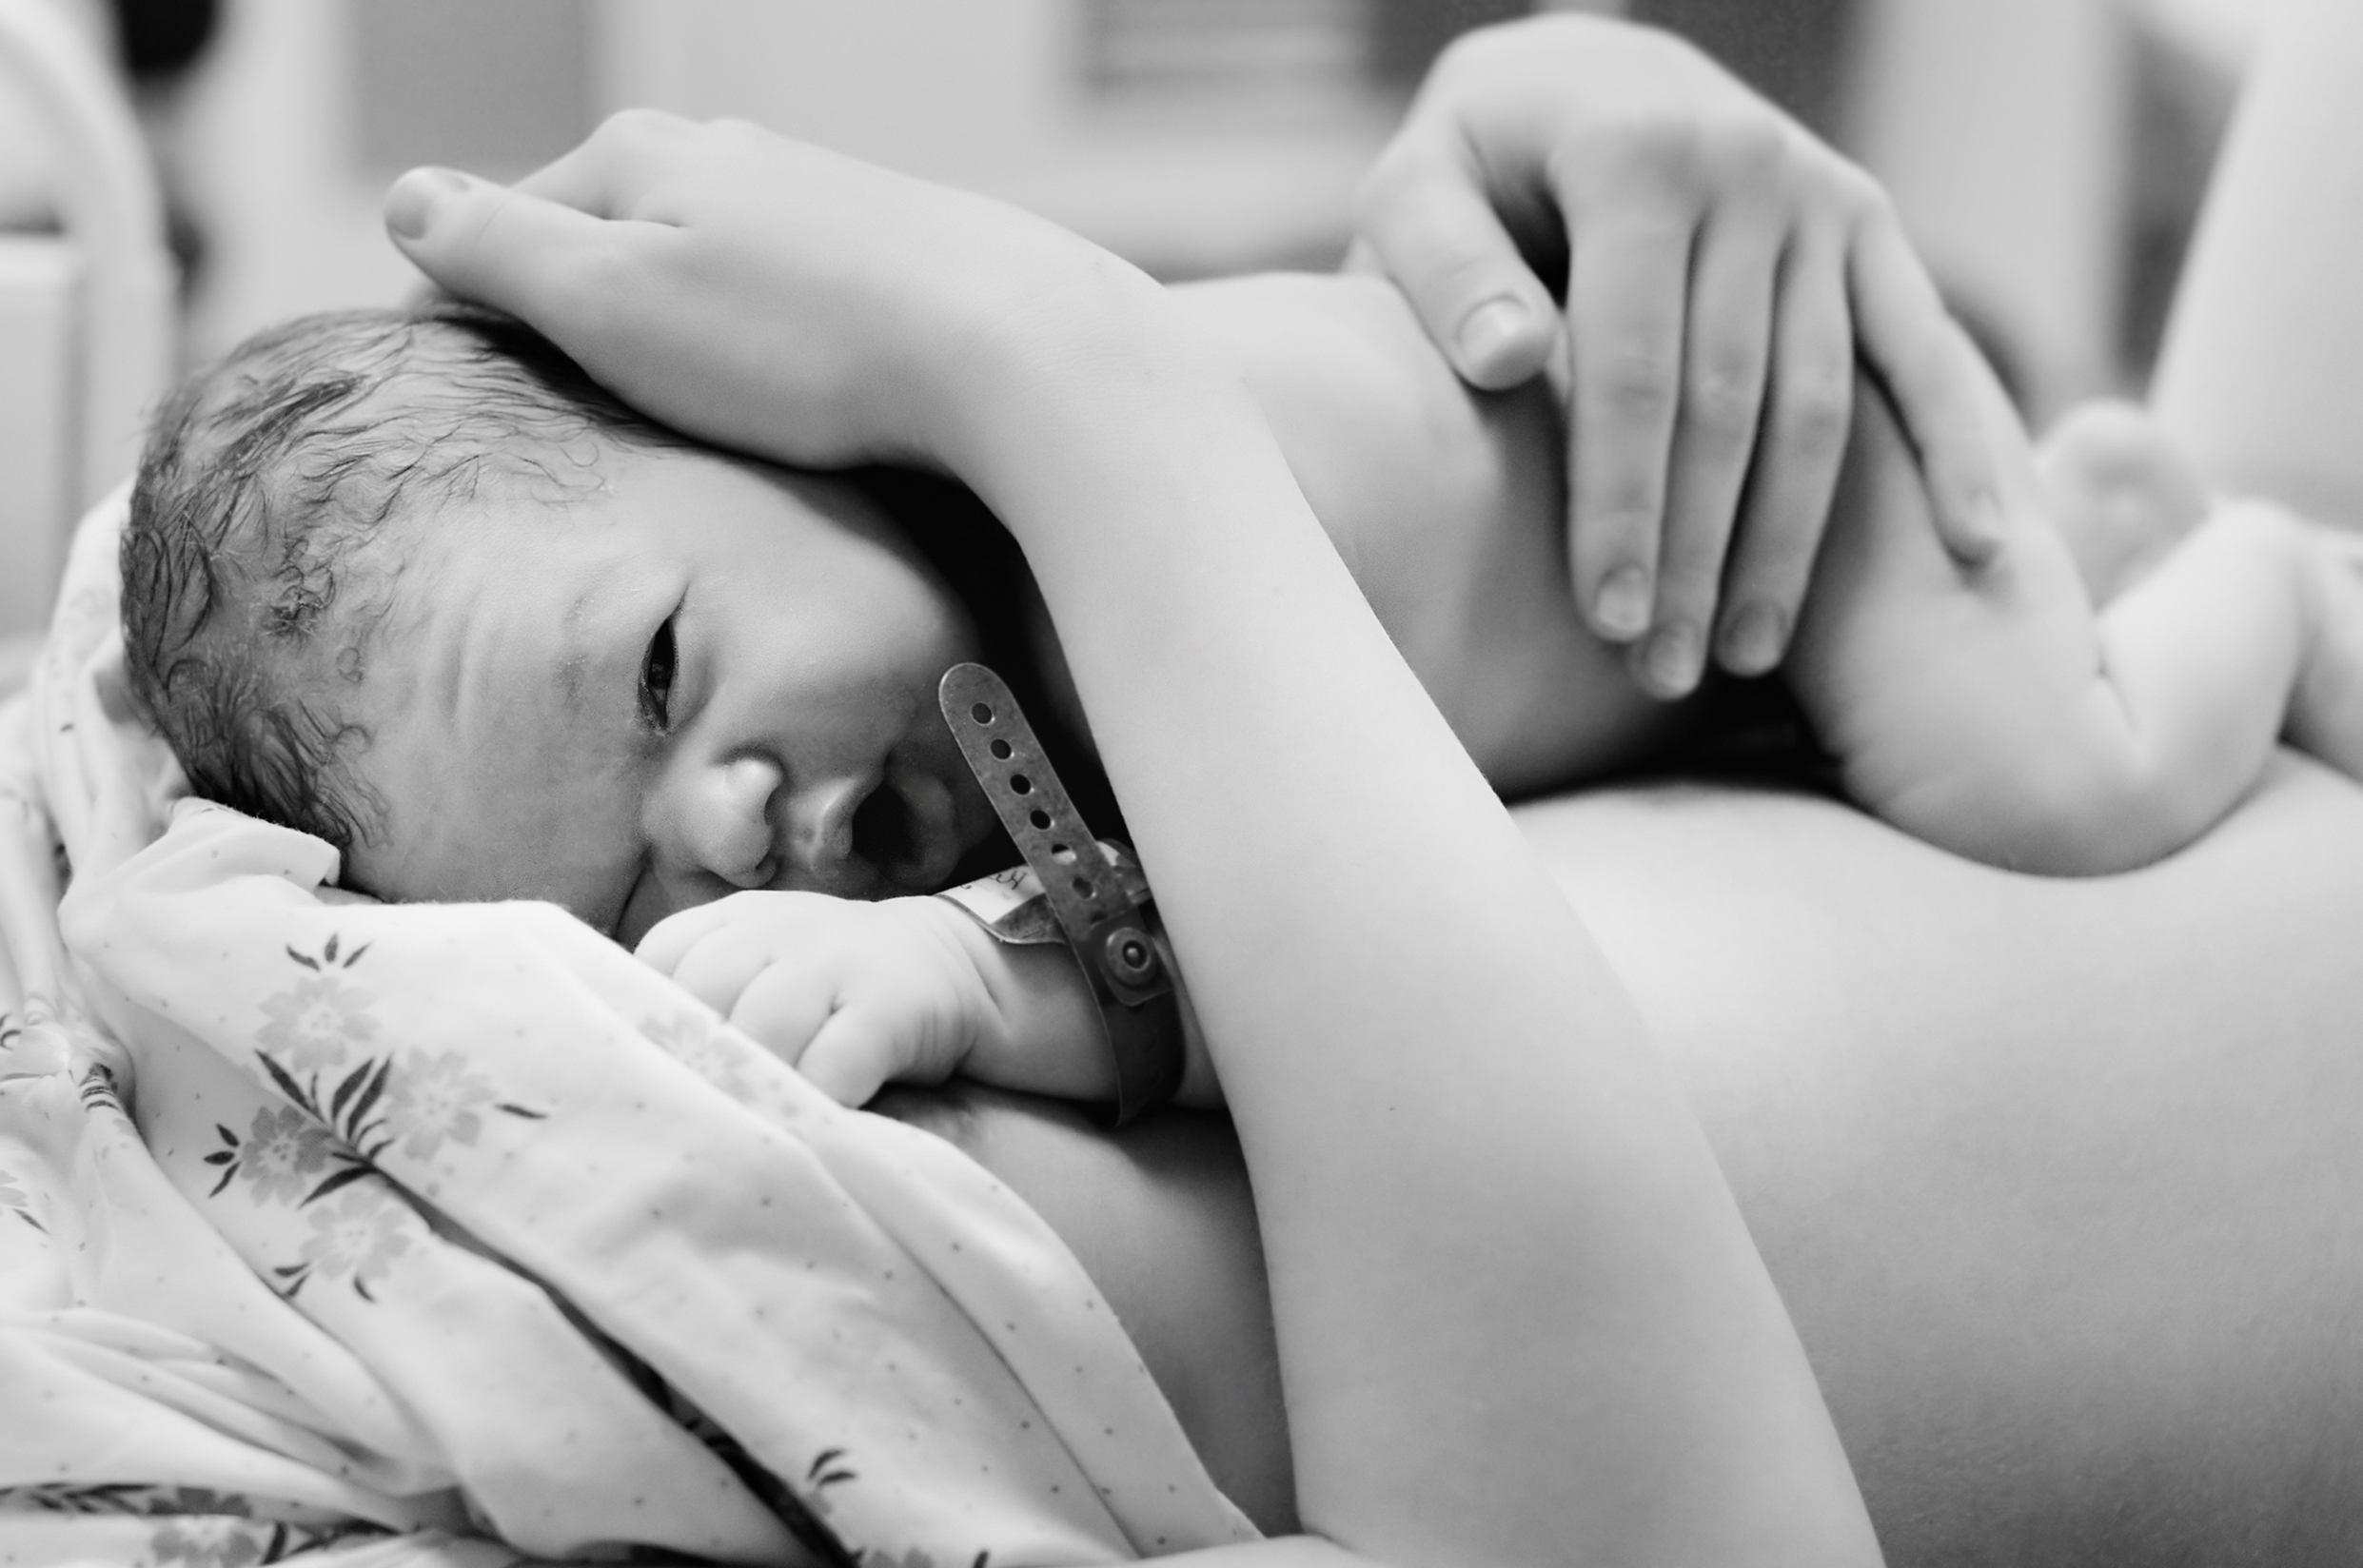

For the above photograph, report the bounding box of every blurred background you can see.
[0,0,2272,656]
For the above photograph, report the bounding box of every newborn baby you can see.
[122,295,2363,1107]
[126,307,1007,927]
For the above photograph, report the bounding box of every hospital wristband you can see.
[937,664,1186,1125]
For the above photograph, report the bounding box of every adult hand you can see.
[1353,14,2002,696]
[380,111,1152,481]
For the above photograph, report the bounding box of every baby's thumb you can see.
[1352,150,1556,391]
[384,167,620,332]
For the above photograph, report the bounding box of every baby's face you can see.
[343,448,998,945]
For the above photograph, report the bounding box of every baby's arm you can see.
[1181,266,2363,872]
[636,889,1214,1110]
[1787,350,2363,872]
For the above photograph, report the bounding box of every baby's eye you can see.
[639,617,678,733]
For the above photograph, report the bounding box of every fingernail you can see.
[1962,488,2008,562]
[1457,297,1529,369]
[1642,624,1701,696]
[1594,566,1653,639]
[1981,491,2011,546]
[1719,603,1786,676]
[385,167,472,240]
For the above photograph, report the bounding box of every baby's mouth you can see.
[851,781,916,874]
[852,766,970,892]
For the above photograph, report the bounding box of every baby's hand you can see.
[2034,400,2209,605]
[636,892,1003,1107]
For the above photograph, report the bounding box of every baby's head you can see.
[125,304,997,943]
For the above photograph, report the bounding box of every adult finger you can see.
[509,108,700,217]
[1563,202,1696,644]
[1715,225,1855,676]
[1850,199,2003,565]
[384,166,663,341]
[1639,203,1782,696]
[1353,142,1560,390]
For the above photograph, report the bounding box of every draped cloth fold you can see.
[0,494,1256,1568]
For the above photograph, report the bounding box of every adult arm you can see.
[1352,12,2002,694]
[381,124,1881,1568]
[910,11,2363,1560]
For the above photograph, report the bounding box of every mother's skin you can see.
[892,758,2363,1565]
[1541,766,2363,1562]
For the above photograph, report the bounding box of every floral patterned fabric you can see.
[0,494,1256,1568]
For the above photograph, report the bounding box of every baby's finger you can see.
[1640,207,1782,696]
[384,167,676,344]
[1715,225,1855,676]
[726,966,838,1068]
[633,899,735,975]
[1353,142,1559,390]
[664,931,776,1020]
[1850,203,2003,566]
[791,1008,906,1108]
[1564,204,1696,645]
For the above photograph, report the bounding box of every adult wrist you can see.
[929,272,1236,512]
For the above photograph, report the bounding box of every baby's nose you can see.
[682,755,783,887]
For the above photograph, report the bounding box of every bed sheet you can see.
[0,494,1254,1568]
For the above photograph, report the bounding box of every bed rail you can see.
[0,0,172,652]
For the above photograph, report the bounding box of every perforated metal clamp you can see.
[938,663,1183,1125]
